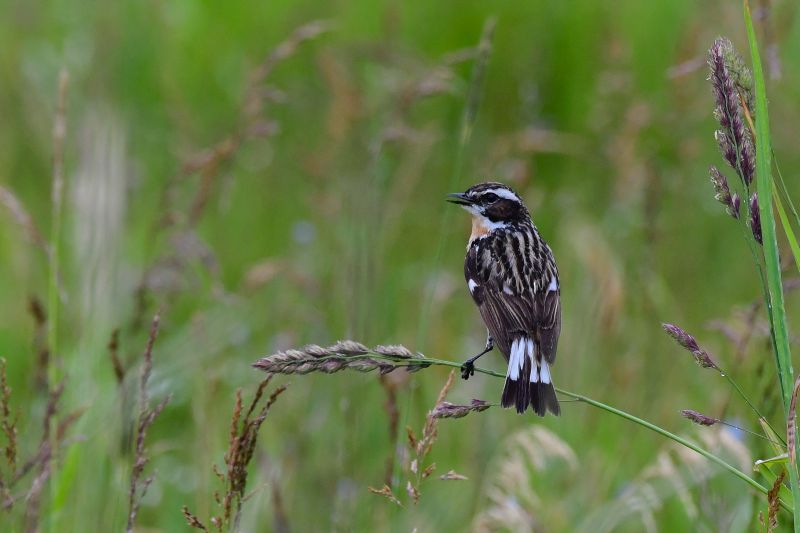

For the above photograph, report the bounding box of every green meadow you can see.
[2,1,800,531]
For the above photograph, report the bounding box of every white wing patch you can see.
[547,277,558,292]
[468,279,478,294]
[503,284,514,295]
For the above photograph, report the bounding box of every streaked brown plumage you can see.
[448,182,561,416]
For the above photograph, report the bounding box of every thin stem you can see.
[716,419,781,445]
[48,69,68,387]
[773,153,800,232]
[558,388,785,509]
[46,68,68,533]
[722,372,785,445]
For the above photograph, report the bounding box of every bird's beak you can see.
[446,192,472,206]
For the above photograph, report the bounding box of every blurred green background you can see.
[2,0,800,531]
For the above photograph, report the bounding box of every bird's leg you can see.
[461,335,494,380]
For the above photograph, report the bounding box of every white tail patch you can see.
[540,361,552,384]
[507,339,522,381]
[506,337,536,382]
[530,360,540,383]
[500,338,552,385]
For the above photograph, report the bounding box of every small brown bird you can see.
[448,182,561,416]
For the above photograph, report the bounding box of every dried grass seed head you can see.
[709,165,739,219]
[431,399,491,419]
[680,409,719,427]
[253,340,424,375]
[662,323,720,370]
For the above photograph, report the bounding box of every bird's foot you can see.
[460,360,475,380]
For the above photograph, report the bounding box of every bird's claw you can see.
[461,361,475,380]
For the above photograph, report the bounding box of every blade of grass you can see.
[48,68,68,386]
[47,68,69,533]
[744,1,800,528]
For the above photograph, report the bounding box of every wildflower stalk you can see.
[744,1,800,528]
[253,348,789,512]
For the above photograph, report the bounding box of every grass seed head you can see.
[662,323,721,371]
[680,409,719,427]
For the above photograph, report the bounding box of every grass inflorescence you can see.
[126,314,171,533]
[182,376,287,531]
[252,341,429,375]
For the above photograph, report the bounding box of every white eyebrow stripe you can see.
[484,188,520,202]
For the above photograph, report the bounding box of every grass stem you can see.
[46,67,68,532]
[335,351,791,512]
[744,1,800,527]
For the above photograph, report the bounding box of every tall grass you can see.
[1,0,800,530]
[745,0,800,528]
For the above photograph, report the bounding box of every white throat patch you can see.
[468,213,508,245]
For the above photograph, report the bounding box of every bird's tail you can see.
[501,338,560,416]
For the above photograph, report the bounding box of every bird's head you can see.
[447,182,529,226]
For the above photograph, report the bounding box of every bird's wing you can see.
[534,277,561,363]
[465,244,560,362]
[477,285,535,357]
[465,247,533,356]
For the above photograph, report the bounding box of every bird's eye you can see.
[482,193,499,203]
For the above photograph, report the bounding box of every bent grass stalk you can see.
[425,358,785,510]
[253,349,789,512]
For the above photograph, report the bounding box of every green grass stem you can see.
[744,1,800,527]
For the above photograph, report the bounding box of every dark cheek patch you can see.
[487,200,518,221]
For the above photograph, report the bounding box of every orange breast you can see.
[469,216,492,243]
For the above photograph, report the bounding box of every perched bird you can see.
[448,182,561,416]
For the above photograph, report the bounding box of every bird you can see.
[447,182,561,416]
